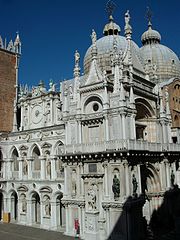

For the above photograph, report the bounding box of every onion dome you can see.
[140,22,180,82]
[103,15,121,36]
[141,22,161,45]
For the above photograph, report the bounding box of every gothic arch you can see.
[9,146,20,158]
[52,140,64,156]
[28,143,42,157]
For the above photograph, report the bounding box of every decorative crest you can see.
[146,6,153,26]
[106,0,116,17]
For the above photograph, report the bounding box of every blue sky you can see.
[0,0,180,88]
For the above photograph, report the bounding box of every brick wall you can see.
[0,49,16,132]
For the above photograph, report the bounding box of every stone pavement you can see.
[0,222,75,240]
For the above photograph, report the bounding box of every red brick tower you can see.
[0,34,21,132]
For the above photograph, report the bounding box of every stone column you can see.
[130,114,136,140]
[64,163,68,197]
[20,101,24,130]
[164,159,170,189]
[103,162,109,199]
[122,113,126,140]
[50,95,54,125]
[51,201,56,229]
[27,158,33,180]
[26,101,30,130]
[105,116,109,141]
[78,121,82,144]
[137,165,142,194]
[18,157,23,180]
[64,204,69,235]
[2,159,7,179]
[6,158,13,180]
[123,159,130,196]
[76,164,80,197]
[40,157,46,180]
[79,163,84,198]
[105,207,110,237]
[27,199,32,225]
[50,156,57,180]
[118,114,122,139]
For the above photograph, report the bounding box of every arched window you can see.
[12,148,19,171]
[32,146,40,171]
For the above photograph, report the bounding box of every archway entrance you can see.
[56,193,65,229]
[140,164,161,221]
[0,192,3,220]
[32,192,40,224]
[11,191,18,221]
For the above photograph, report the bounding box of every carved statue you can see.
[75,50,80,66]
[91,29,97,45]
[125,10,130,26]
[44,197,51,216]
[46,159,51,176]
[87,185,96,210]
[171,170,175,187]
[23,160,28,175]
[112,174,120,199]
[132,174,138,196]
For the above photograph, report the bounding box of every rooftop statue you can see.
[91,29,97,45]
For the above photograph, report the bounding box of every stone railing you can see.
[0,171,3,179]
[12,171,19,180]
[57,139,180,155]
[32,171,41,179]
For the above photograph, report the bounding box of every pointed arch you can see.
[31,144,41,171]
[28,143,42,157]
[52,140,64,156]
[9,146,19,158]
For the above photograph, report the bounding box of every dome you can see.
[141,23,161,45]
[84,35,142,75]
[140,24,180,82]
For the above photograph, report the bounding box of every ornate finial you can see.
[91,29,97,45]
[74,50,80,67]
[106,0,116,18]
[146,6,153,27]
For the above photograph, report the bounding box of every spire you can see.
[124,10,132,39]
[165,88,171,119]
[85,30,103,85]
[73,50,80,101]
[91,29,97,59]
[14,32,21,54]
[112,36,122,93]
